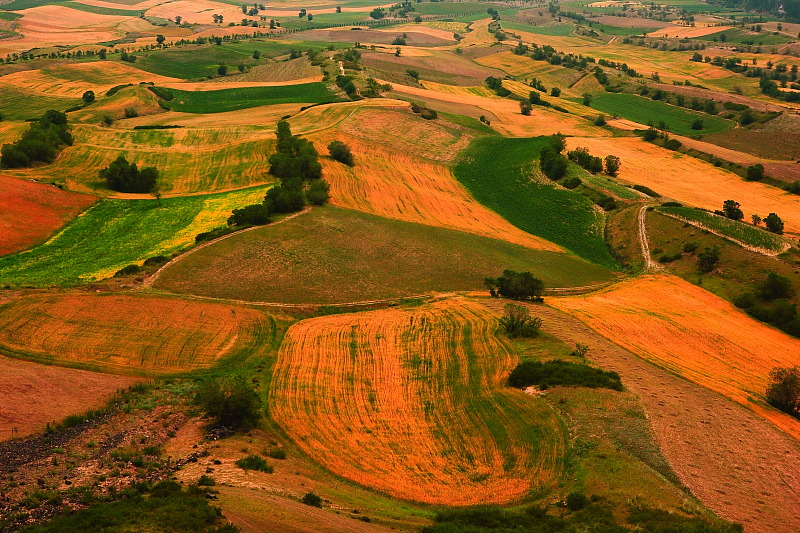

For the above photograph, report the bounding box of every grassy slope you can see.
[0,88,80,121]
[154,206,613,303]
[453,136,618,269]
[586,93,735,136]
[163,83,342,113]
[0,186,267,287]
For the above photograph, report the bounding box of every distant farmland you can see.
[271,299,566,504]
[161,83,344,113]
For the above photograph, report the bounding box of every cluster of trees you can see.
[567,147,603,174]
[735,272,799,337]
[485,270,545,301]
[328,141,354,166]
[766,365,800,419]
[721,200,784,234]
[539,134,568,180]
[100,156,160,193]
[0,110,72,169]
[194,376,261,430]
[508,360,623,391]
[485,76,511,97]
[697,245,721,273]
[229,121,330,227]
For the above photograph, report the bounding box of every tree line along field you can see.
[0,186,267,287]
[270,298,566,505]
[582,93,736,136]
[0,293,278,375]
[153,206,614,304]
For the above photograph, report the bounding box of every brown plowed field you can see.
[481,296,800,533]
[0,177,95,256]
[271,299,565,505]
[0,293,275,375]
[0,355,142,441]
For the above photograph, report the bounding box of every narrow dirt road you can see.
[638,205,658,271]
[482,299,800,533]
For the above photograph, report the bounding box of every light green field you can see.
[0,186,268,287]
[584,93,735,135]
[162,83,344,113]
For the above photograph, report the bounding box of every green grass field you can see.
[501,20,577,36]
[591,24,662,36]
[453,136,618,269]
[62,1,142,16]
[0,87,80,121]
[658,206,787,253]
[153,206,614,303]
[584,93,735,136]
[413,1,494,15]
[693,27,792,45]
[162,83,343,113]
[0,186,267,287]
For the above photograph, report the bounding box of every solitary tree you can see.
[194,376,262,430]
[764,212,784,234]
[604,155,620,176]
[499,302,542,338]
[328,140,354,166]
[746,163,765,181]
[766,366,800,418]
[156,34,166,45]
[722,200,744,221]
[82,90,95,104]
[697,246,720,273]
[520,101,532,115]
[751,213,762,226]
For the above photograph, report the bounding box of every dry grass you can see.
[564,136,800,235]
[0,177,95,256]
[206,57,321,84]
[270,299,565,505]
[0,293,274,375]
[551,274,800,439]
[0,355,142,441]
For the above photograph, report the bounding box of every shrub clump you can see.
[508,360,623,391]
[328,140,355,166]
[1,110,73,169]
[194,376,262,430]
[101,156,159,193]
[485,270,544,301]
[499,303,542,338]
[235,454,273,473]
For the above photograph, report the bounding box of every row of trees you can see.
[0,110,72,169]
[721,200,784,234]
[229,121,333,227]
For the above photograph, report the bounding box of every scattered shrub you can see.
[499,303,542,338]
[235,455,273,473]
[301,492,322,507]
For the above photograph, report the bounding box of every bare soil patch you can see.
[292,28,453,46]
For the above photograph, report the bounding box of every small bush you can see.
[114,264,141,277]
[235,455,273,473]
[266,448,286,460]
[499,303,542,338]
[633,184,659,197]
[197,475,216,486]
[663,138,682,151]
[301,492,322,507]
[147,86,175,101]
[682,241,698,253]
[328,140,354,166]
[566,492,588,511]
[562,177,581,189]
[194,376,262,430]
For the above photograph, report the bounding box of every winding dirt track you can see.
[482,299,800,533]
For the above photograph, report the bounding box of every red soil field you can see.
[0,355,142,440]
[0,176,95,256]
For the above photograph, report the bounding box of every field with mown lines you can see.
[564,135,800,235]
[4,124,276,195]
[0,186,267,286]
[270,299,566,505]
[0,293,276,375]
[0,355,143,440]
[0,177,95,256]
[551,274,800,439]
[0,61,179,98]
[315,133,562,251]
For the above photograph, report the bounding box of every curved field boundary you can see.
[0,292,276,376]
[142,207,309,289]
[550,274,800,440]
[270,299,566,505]
[481,297,800,533]
[659,210,790,256]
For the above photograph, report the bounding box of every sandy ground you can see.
[647,25,732,39]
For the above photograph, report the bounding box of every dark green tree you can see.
[764,212,784,234]
[194,376,262,430]
[328,140,354,166]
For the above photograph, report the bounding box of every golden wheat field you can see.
[551,275,800,439]
[0,293,276,375]
[270,298,565,505]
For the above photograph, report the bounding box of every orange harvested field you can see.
[565,136,800,235]
[0,62,178,98]
[0,355,142,441]
[0,177,95,256]
[647,25,733,39]
[551,274,800,439]
[160,77,323,91]
[6,6,128,53]
[304,106,561,250]
[145,0,258,25]
[270,299,565,505]
[206,57,321,84]
[0,293,275,375]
